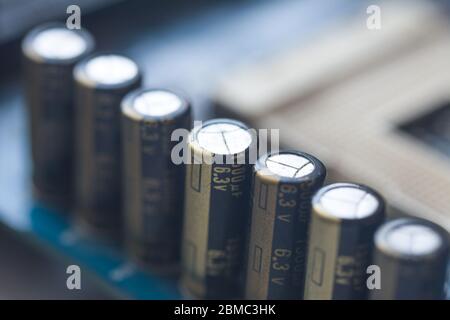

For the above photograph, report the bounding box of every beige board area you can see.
[214,1,450,230]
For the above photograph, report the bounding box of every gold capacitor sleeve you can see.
[122,114,142,244]
[370,218,449,299]
[180,118,254,299]
[245,174,279,299]
[75,84,96,220]
[22,23,95,208]
[180,145,213,298]
[304,213,341,299]
[304,183,385,300]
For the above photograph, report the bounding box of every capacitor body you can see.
[370,218,449,300]
[245,151,326,299]
[22,23,94,208]
[121,88,191,272]
[181,118,254,299]
[304,183,385,300]
[74,54,141,240]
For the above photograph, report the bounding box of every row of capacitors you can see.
[22,24,449,300]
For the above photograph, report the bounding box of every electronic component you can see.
[245,150,326,299]
[304,183,385,299]
[213,2,450,231]
[180,118,255,299]
[121,88,191,272]
[74,53,141,240]
[370,218,449,300]
[22,23,94,208]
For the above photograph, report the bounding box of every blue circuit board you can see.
[0,0,386,299]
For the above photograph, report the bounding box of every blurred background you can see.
[0,0,449,299]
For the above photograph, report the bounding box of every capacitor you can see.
[370,218,449,300]
[74,53,142,241]
[180,118,255,299]
[245,150,326,299]
[304,183,385,299]
[121,88,191,272]
[22,23,94,208]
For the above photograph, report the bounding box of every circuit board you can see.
[0,0,363,299]
[2,0,448,299]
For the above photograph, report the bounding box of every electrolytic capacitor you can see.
[180,118,255,299]
[22,23,94,208]
[370,218,449,300]
[245,150,326,299]
[304,183,385,300]
[121,88,191,272]
[74,54,141,241]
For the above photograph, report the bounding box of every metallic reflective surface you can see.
[121,88,190,272]
[182,119,253,299]
[133,90,183,117]
[84,55,139,85]
[32,28,88,60]
[22,25,95,208]
[3,0,382,299]
[246,150,326,299]
[196,122,252,155]
[384,224,442,255]
[265,153,315,178]
[371,218,449,300]
[74,54,141,240]
[317,185,379,219]
[305,183,385,299]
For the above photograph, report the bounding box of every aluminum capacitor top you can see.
[370,218,449,300]
[245,150,326,299]
[22,23,95,208]
[181,118,255,299]
[304,182,385,299]
[74,53,142,241]
[121,88,191,272]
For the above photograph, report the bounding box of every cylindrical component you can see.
[22,23,95,208]
[74,54,142,241]
[181,118,255,299]
[121,88,191,272]
[245,150,326,300]
[370,218,449,300]
[304,183,385,300]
